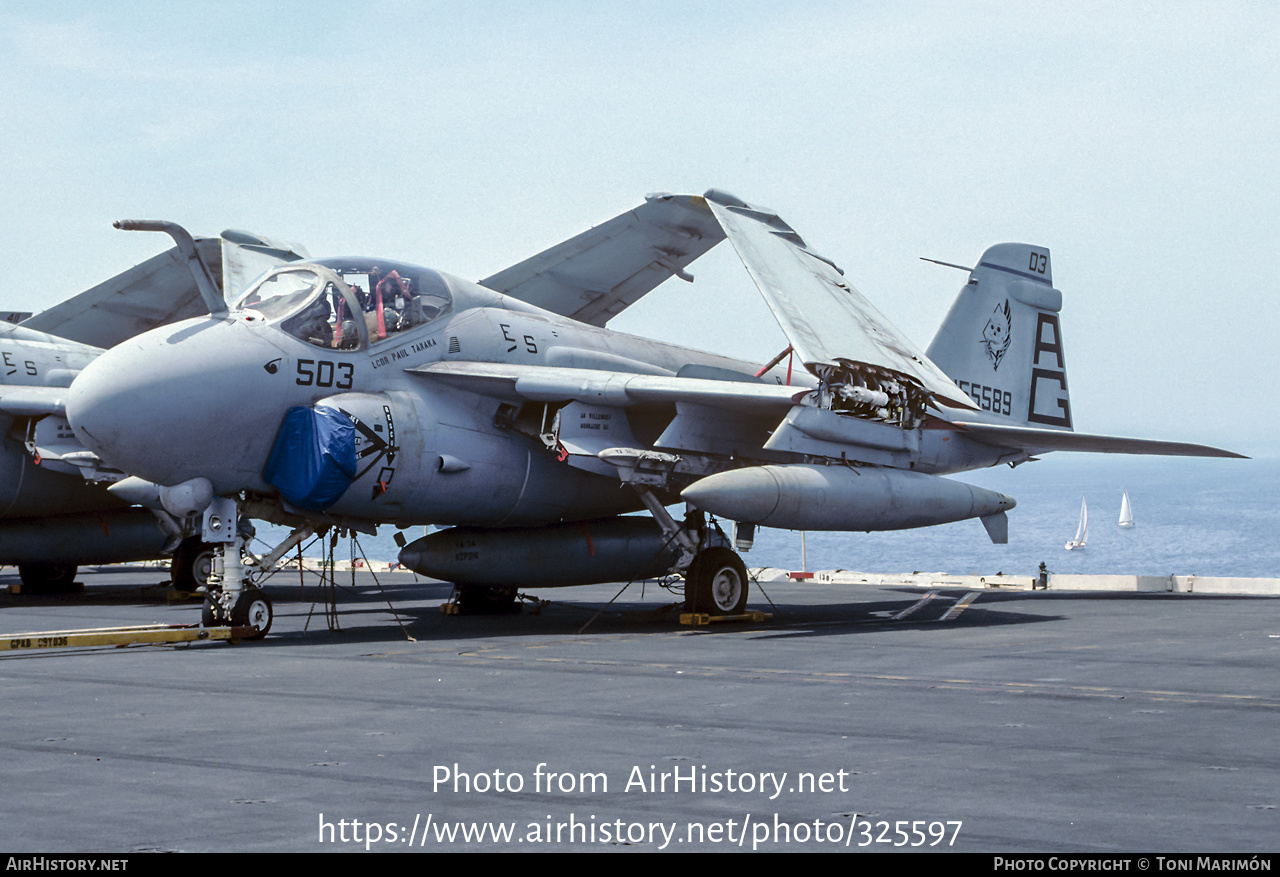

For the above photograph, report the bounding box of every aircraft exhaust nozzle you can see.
[398,516,680,588]
[681,464,1015,532]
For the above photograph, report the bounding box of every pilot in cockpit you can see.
[282,294,333,348]
[360,268,417,341]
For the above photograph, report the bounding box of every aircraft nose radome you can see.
[67,352,130,458]
[66,319,272,493]
[66,342,179,485]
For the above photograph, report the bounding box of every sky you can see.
[2,1,1276,454]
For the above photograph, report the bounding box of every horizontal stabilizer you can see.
[953,422,1246,458]
[703,191,975,410]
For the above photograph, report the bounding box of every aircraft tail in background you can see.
[925,243,1071,431]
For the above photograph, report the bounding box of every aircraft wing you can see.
[703,190,977,411]
[21,238,224,349]
[21,231,306,349]
[479,193,725,327]
[953,421,1246,458]
[410,361,808,412]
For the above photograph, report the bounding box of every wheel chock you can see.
[679,610,771,626]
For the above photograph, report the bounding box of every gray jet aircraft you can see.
[53,190,1240,633]
[0,224,306,590]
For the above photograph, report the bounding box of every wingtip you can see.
[703,188,747,208]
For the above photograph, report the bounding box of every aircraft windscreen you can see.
[237,267,362,350]
[237,268,322,320]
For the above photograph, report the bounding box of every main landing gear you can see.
[632,487,751,615]
[684,546,749,615]
[17,562,79,592]
[170,536,215,594]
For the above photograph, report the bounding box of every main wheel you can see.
[688,547,749,615]
[170,537,215,593]
[230,589,273,639]
[18,563,78,592]
[455,585,520,615]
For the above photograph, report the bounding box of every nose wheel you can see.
[232,589,273,638]
[686,547,749,615]
[202,588,273,640]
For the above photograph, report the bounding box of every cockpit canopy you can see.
[235,258,453,350]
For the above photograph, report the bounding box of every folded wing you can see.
[480,193,725,327]
[703,189,976,412]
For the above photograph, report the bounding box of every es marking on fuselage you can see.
[500,323,538,354]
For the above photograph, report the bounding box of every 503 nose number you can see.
[296,359,355,390]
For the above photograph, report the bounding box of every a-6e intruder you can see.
[54,190,1239,635]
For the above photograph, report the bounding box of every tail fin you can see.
[924,243,1072,430]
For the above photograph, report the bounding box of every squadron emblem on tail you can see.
[981,299,1012,370]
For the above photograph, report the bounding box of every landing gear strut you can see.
[631,486,751,615]
[200,497,272,640]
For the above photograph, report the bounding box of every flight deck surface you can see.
[1,566,1275,853]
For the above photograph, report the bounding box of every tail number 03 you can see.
[296,359,354,389]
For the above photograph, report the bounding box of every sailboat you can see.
[1065,498,1088,550]
[1118,491,1135,529]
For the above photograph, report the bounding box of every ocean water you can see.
[743,455,1280,578]
[259,455,1280,580]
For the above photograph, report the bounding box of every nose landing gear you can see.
[200,497,272,640]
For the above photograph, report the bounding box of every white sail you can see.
[1065,498,1088,550]
[1118,491,1135,528]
